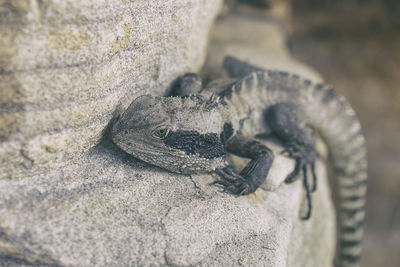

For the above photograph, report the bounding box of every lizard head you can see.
[112,95,234,174]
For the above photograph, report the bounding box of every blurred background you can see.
[232,0,400,266]
[290,1,400,266]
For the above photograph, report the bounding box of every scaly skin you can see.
[112,56,367,267]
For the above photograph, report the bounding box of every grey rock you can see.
[0,0,222,180]
[0,2,335,266]
[0,136,335,266]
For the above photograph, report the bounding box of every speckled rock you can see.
[0,2,335,266]
[0,0,222,180]
[0,135,335,266]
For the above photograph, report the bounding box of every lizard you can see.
[111,56,367,267]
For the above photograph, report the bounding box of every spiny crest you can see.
[158,94,225,135]
[160,94,220,114]
[118,94,221,130]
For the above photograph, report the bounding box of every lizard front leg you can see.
[265,103,318,219]
[212,134,274,195]
[167,73,203,96]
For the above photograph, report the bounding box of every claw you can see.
[212,166,250,196]
[214,169,236,182]
[281,144,317,219]
[311,162,317,192]
[223,166,236,176]
[285,158,302,184]
[239,186,248,195]
[301,166,312,220]
[211,179,231,188]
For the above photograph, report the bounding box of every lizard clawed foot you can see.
[284,158,317,192]
[211,166,252,195]
[283,144,317,191]
[282,146,318,220]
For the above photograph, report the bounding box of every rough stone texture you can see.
[0,1,335,266]
[0,0,222,180]
[0,136,334,266]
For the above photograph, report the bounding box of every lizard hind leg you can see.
[265,103,318,219]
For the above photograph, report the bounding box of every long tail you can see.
[307,80,367,267]
[223,56,367,266]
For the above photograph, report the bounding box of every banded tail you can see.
[223,57,367,266]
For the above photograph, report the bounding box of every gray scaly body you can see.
[112,56,367,266]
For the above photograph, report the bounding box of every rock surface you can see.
[0,0,221,180]
[0,1,335,266]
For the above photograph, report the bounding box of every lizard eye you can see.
[151,127,170,139]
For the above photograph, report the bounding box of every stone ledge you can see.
[0,136,334,266]
[0,1,336,266]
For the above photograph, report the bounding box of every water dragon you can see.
[112,56,367,267]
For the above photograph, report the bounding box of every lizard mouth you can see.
[162,129,225,160]
[112,130,224,173]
